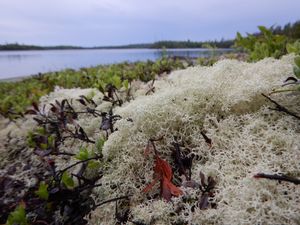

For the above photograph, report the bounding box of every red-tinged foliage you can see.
[143,154,183,201]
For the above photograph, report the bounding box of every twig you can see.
[149,136,164,155]
[254,173,300,185]
[145,79,156,95]
[58,156,101,176]
[261,93,300,120]
[200,131,212,147]
[32,220,50,225]
[53,151,75,156]
[93,196,130,209]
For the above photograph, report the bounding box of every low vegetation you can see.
[235,22,300,61]
[0,57,185,119]
[0,22,299,225]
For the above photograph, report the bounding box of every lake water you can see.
[0,48,232,79]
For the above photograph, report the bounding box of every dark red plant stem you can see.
[254,173,300,185]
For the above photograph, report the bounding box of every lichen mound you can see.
[89,55,300,224]
[4,55,298,224]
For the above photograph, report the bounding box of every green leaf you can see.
[40,143,48,150]
[236,32,242,40]
[111,75,122,89]
[294,56,300,68]
[258,26,272,37]
[48,135,55,148]
[286,43,295,53]
[75,148,89,160]
[96,138,105,152]
[88,160,101,169]
[35,182,49,200]
[36,127,46,135]
[27,132,36,148]
[293,66,300,79]
[7,204,28,225]
[96,80,106,94]
[123,79,129,90]
[62,171,74,188]
[286,41,300,54]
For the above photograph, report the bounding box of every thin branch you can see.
[254,173,300,185]
[269,88,298,94]
[200,131,212,147]
[93,196,130,209]
[149,136,164,155]
[261,93,300,120]
[32,220,50,225]
[53,151,75,156]
[58,156,101,176]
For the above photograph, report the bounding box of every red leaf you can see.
[142,178,159,193]
[142,154,183,201]
[161,179,172,201]
[154,155,172,181]
[163,179,183,197]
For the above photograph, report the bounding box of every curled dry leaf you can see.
[143,154,183,202]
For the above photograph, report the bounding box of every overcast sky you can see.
[0,0,299,46]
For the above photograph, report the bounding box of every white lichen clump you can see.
[91,55,299,225]
[20,55,300,224]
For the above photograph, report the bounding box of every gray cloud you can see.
[0,0,299,46]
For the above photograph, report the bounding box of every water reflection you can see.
[0,53,40,60]
[0,49,233,79]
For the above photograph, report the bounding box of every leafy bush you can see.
[6,204,28,225]
[286,40,300,55]
[0,58,185,119]
[235,26,288,61]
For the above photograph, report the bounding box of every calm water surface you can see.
[0,48,232,79]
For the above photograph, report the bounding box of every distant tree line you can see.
[271,21,300,40]
[246,20,300,41]
[150,39,234,49]
[0,41,234,50]
[0,40,234,51]
[0,43,84,51]
[1,20,299,51]
[0,43,44,50]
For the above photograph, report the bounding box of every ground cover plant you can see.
[88,54,299,224]
[235,26,300,61]
[1,54,299,224]
[0,56,188,224]
[0,57,185,120]
[0,25,299,224]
